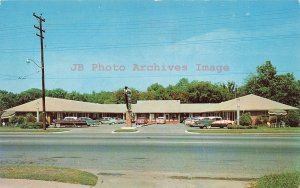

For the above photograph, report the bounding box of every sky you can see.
[0,0,300,93]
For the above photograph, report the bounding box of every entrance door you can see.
[165,114,169,120]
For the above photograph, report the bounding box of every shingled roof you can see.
[4,97,126,113]
[214,94,298,111]
[1,94,297,119]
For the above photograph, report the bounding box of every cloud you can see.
[298,0,300,4]
[245,12,251,16]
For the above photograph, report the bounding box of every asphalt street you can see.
[1,124,299,180]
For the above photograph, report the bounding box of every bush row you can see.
[7,113,46,129]
[228,125,258,129]
[19,122,43,129]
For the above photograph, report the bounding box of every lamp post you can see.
[26,58,46,130]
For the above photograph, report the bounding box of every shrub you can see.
[240,113,252,126]
[26,113,37,123]
[17,116,26,125]
[255,115,269,125]
[9,116,18,125]
[228,125,257,129]
[255,171,300,188]
[20,122,43,129]
[285,109,300,127]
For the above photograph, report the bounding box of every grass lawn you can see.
[187,127,300,134]
[114,129,138,133]
[0,166,98,186]
[251,171,300,188]
[0,127,68,133]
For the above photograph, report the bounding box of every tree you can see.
[0,90,17,112]
[222,81,238,99]
[147,83,167,100]
[243,61,300,106]
[187,81,229,103]
[46,88,67,99]
[285,106,300,127]
[0,90,17,124]
[66,91,88,102]
[112,88,140,104]
[16,88,42,105]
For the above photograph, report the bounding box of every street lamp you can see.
[26,58,46,130]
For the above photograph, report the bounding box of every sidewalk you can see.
[0,176,251,188]
[0,178,90,188]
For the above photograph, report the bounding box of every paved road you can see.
[1,124,299,178]
[0,124,299,187]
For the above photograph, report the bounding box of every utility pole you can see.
[33,13,46,130]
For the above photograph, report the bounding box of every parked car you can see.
[211,119,234,128]
[186,117,203,127]
[193,117,211,128]
[136,117,148,125]
[54,116,87,128]
[156,117,166,124]
[100,117,116,125]
[115,118,125,124]
[184,117,193,126]
[194,117,234,128]
[78,117,99,126]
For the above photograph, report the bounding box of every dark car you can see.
[54,117,87,128]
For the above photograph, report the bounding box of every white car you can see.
[156,117,166,124]
[211,119,234,128]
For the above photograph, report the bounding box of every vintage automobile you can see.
[193,116,220,128]
[194,116,234,128]
[54,116,87,128]
[184,117,193,126]
[115,118,125,124]
[156,117,166,124]
[210,119,234,128]
[78,117,100,126]
[186,117,204,127]
[136,117,148,125]
[99,117,116,125]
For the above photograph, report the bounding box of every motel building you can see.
[1,94,298,124]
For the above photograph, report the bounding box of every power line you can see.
[0,33,299,53]
[1,70,299,81]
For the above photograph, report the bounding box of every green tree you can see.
[285,106,300,127]
[46,88,68,99]
[0,90,17,112]
[66,91,88,102]
[17,88,42,105]
[243,61,300,106]
[112,88,140,104]
[147,83,168,100]
[187,81,229,103]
